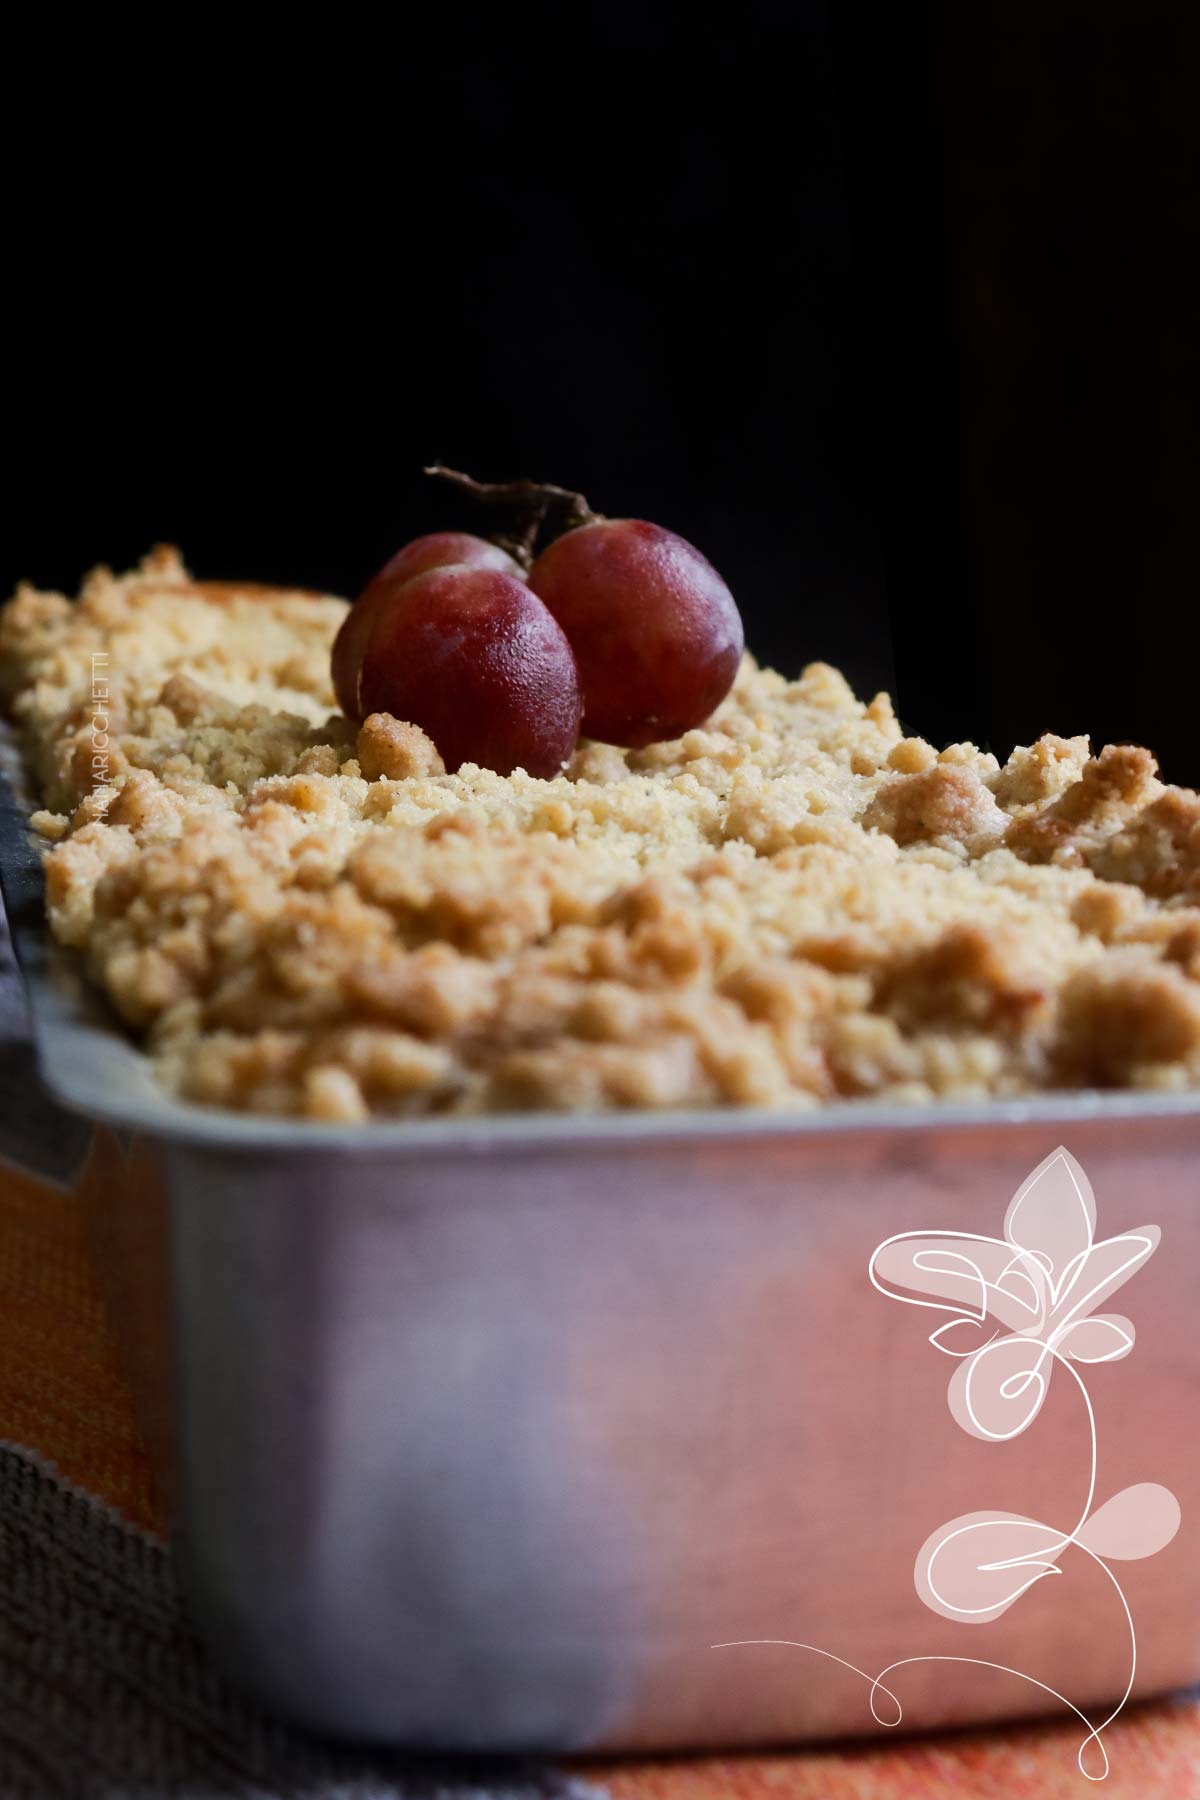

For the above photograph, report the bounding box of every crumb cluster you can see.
[3,548,1198,1120]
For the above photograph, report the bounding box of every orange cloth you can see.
[0,1155,159,1533]
[2,1148,1198,1797]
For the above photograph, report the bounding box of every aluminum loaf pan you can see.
[2,730,1199,1760]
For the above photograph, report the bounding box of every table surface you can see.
[1,1147,1198,1799]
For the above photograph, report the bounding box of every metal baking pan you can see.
[3,725,1200,1766]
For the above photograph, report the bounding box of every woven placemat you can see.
[0,1442,600,1800]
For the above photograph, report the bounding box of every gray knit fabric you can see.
[0,1444,604,1800]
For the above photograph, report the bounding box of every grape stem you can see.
[424,466,601,569]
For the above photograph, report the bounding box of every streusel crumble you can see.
[2,548,1198,1120]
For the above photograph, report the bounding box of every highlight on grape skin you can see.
[356,564,582,779]
[528,519,744,748]
[332,532,521,720]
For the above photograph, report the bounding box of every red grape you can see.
[358,566,582,778]
[332,532,520,718]
[528,520,743,746]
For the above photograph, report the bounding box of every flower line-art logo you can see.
[712,1147,1180,1782]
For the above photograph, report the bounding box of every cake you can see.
[2,548,1198,1120]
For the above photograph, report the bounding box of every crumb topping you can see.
[3,548,1199,1119]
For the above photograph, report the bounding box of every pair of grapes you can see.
[332,489,744,778]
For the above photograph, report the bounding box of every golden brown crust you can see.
[861,764,1007,848]
[3,549,1200,1118]
[354,714,446,782]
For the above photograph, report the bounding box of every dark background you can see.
[7,2,1200,776]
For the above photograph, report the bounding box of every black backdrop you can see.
[8,2,1200,777]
